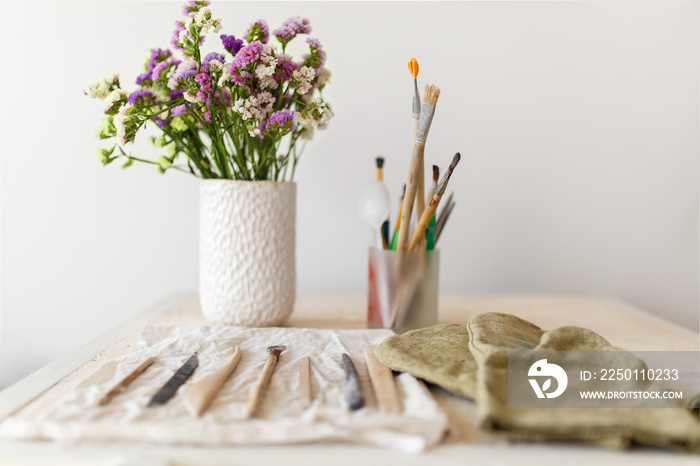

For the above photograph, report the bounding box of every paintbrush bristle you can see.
[408,58,419,78]
[376,156,385,169]
[449,152,461,171]
[401,183,406,198]
[423,84,440,105]
[432,165,439,182]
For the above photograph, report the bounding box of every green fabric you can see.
[375,324,477,399]
[375,312,700,453]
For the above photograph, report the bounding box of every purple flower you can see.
[228,41,263,85]
[170,90,184,100]
[260,109,295,134]
[273,17,311,44]
[182,0,210,18]
[303,36,326,69]
[245,19,269,44]
[136,48,173,85]
[136,71,152,85]
[147,48,171,72]
[181,69,197,80]
[128,90,155,105]
[171,104,187,117]
[152,116,170,128]
[203,52,225,66]
[171,20,186,49]
[195,72,213,102]
[217,88,232,107]
[220,34,244,55]
[152,57,181,82]
[276,54,299,81]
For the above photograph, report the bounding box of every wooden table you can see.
[1,294,698,465]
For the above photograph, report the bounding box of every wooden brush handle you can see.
[397,143,425,251]
[247,353,279,417]
[97,357,156,406]
[363,346,400,414]
[407,193,442,251]
[299,356,312,409]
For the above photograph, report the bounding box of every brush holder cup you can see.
[367,247,439,333]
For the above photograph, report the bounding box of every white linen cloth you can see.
[0,325,447,452]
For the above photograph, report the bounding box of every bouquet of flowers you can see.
[85,1,333,181]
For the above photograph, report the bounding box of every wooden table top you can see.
[1,293,697,465]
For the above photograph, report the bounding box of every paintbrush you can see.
[389,184,406,250]
[408,58,420,140]
[396,84,441,251]
[407,153,461,251]
[426,165,439,250]
[247,345,286,418]
[435,198,456,245]
[408,59,426,225]
[376,157,390,248]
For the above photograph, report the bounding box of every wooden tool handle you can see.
[396,143,425,251]
[247,353,279,417]
[363,347,401,414]
[407,193,442,251]
[183,346,241,417]
[299,356,312,409]
[97,357,156,406]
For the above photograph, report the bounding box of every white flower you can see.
[248,128,261,138]
[194,7,222,34]
[256,43,278,80]
[217,67,231,87]
[113,104,132,146]
[84,74,119,99]
[233,93,275,121]
[316,68,331,89]
[102,89,127,114]
[183,89,202,104]
[259,75,278,90]
[294,98,334,130]
[292,66,315,95]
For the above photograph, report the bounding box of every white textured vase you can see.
[199,180,296,326]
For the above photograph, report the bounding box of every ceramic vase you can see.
[199,180,296,326]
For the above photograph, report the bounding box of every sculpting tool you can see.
[376,157,390,248]
[247,345,286,418]
[299,356,312,409]
[363,346,400,414]
[407,153,461,251]
[97,357,156,406]
[147,352,198,407]
[341,353,364,410]
[183,346,241,417]
[397,84,440,251]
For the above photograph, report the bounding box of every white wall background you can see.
[1,1,699,387]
